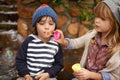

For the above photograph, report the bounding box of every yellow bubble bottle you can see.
[72,63,81,72]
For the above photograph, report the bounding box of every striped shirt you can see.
[27,38,59,76]
[16,34,63,77]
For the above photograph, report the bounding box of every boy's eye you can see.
[49,22,54,25]
[38,22,44,25]
[37,22,54,26]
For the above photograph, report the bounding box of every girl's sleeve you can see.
[63,38,72,49]
[100,72,111,80]
[99,51,120,80]
[44,44,64,78]
[100,67,120,80]
[15,38,30,77]
[64,30,94,49]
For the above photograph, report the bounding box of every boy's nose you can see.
[44,24,49,29]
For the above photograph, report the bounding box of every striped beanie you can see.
[32,4,58,27]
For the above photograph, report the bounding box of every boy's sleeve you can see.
[15,38,30,77]
[44,44,64,77]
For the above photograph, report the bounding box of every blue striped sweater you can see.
[16,34,64,77]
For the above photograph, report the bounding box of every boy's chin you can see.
[43,36,51,39]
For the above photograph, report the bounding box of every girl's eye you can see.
[95,16,106,21]
[101,18,106,21]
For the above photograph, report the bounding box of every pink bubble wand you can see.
[53,31,61,40]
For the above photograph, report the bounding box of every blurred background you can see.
[0,0,101,80]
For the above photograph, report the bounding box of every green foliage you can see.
[52,0,64,6]
[80,9,89,21]
[52,0,71,12]
[51,0,101,29]
[77,0,82,3]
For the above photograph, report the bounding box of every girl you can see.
[55,0,120,80]
[16,4,64,80]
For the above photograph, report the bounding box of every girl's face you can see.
[94,17,111,33]
[36,16,55,41]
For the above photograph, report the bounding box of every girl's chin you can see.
[95,29,101,32]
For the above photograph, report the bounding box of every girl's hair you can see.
[94,2,120,55]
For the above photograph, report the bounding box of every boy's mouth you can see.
[44,31,53,36]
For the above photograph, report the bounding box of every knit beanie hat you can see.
[32,4,58,27]
[103,0,120,25]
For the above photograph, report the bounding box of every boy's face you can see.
[36,16,55,40]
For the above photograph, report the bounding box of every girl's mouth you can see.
[93,23,99,28]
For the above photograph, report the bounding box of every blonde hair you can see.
[94,2,120,55]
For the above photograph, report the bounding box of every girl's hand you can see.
[35,73,50,80]
[73,68,91,80]
[24,74,33,80]
[54,30,66,46]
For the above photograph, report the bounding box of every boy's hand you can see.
[35,73,50,80]
[24,74,33,80]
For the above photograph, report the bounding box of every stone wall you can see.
[0,0,19,49]
[0,0,18,30]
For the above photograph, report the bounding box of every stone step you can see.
[0,11,18,22]
[0,21,17,30]
[0,4,17,11]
